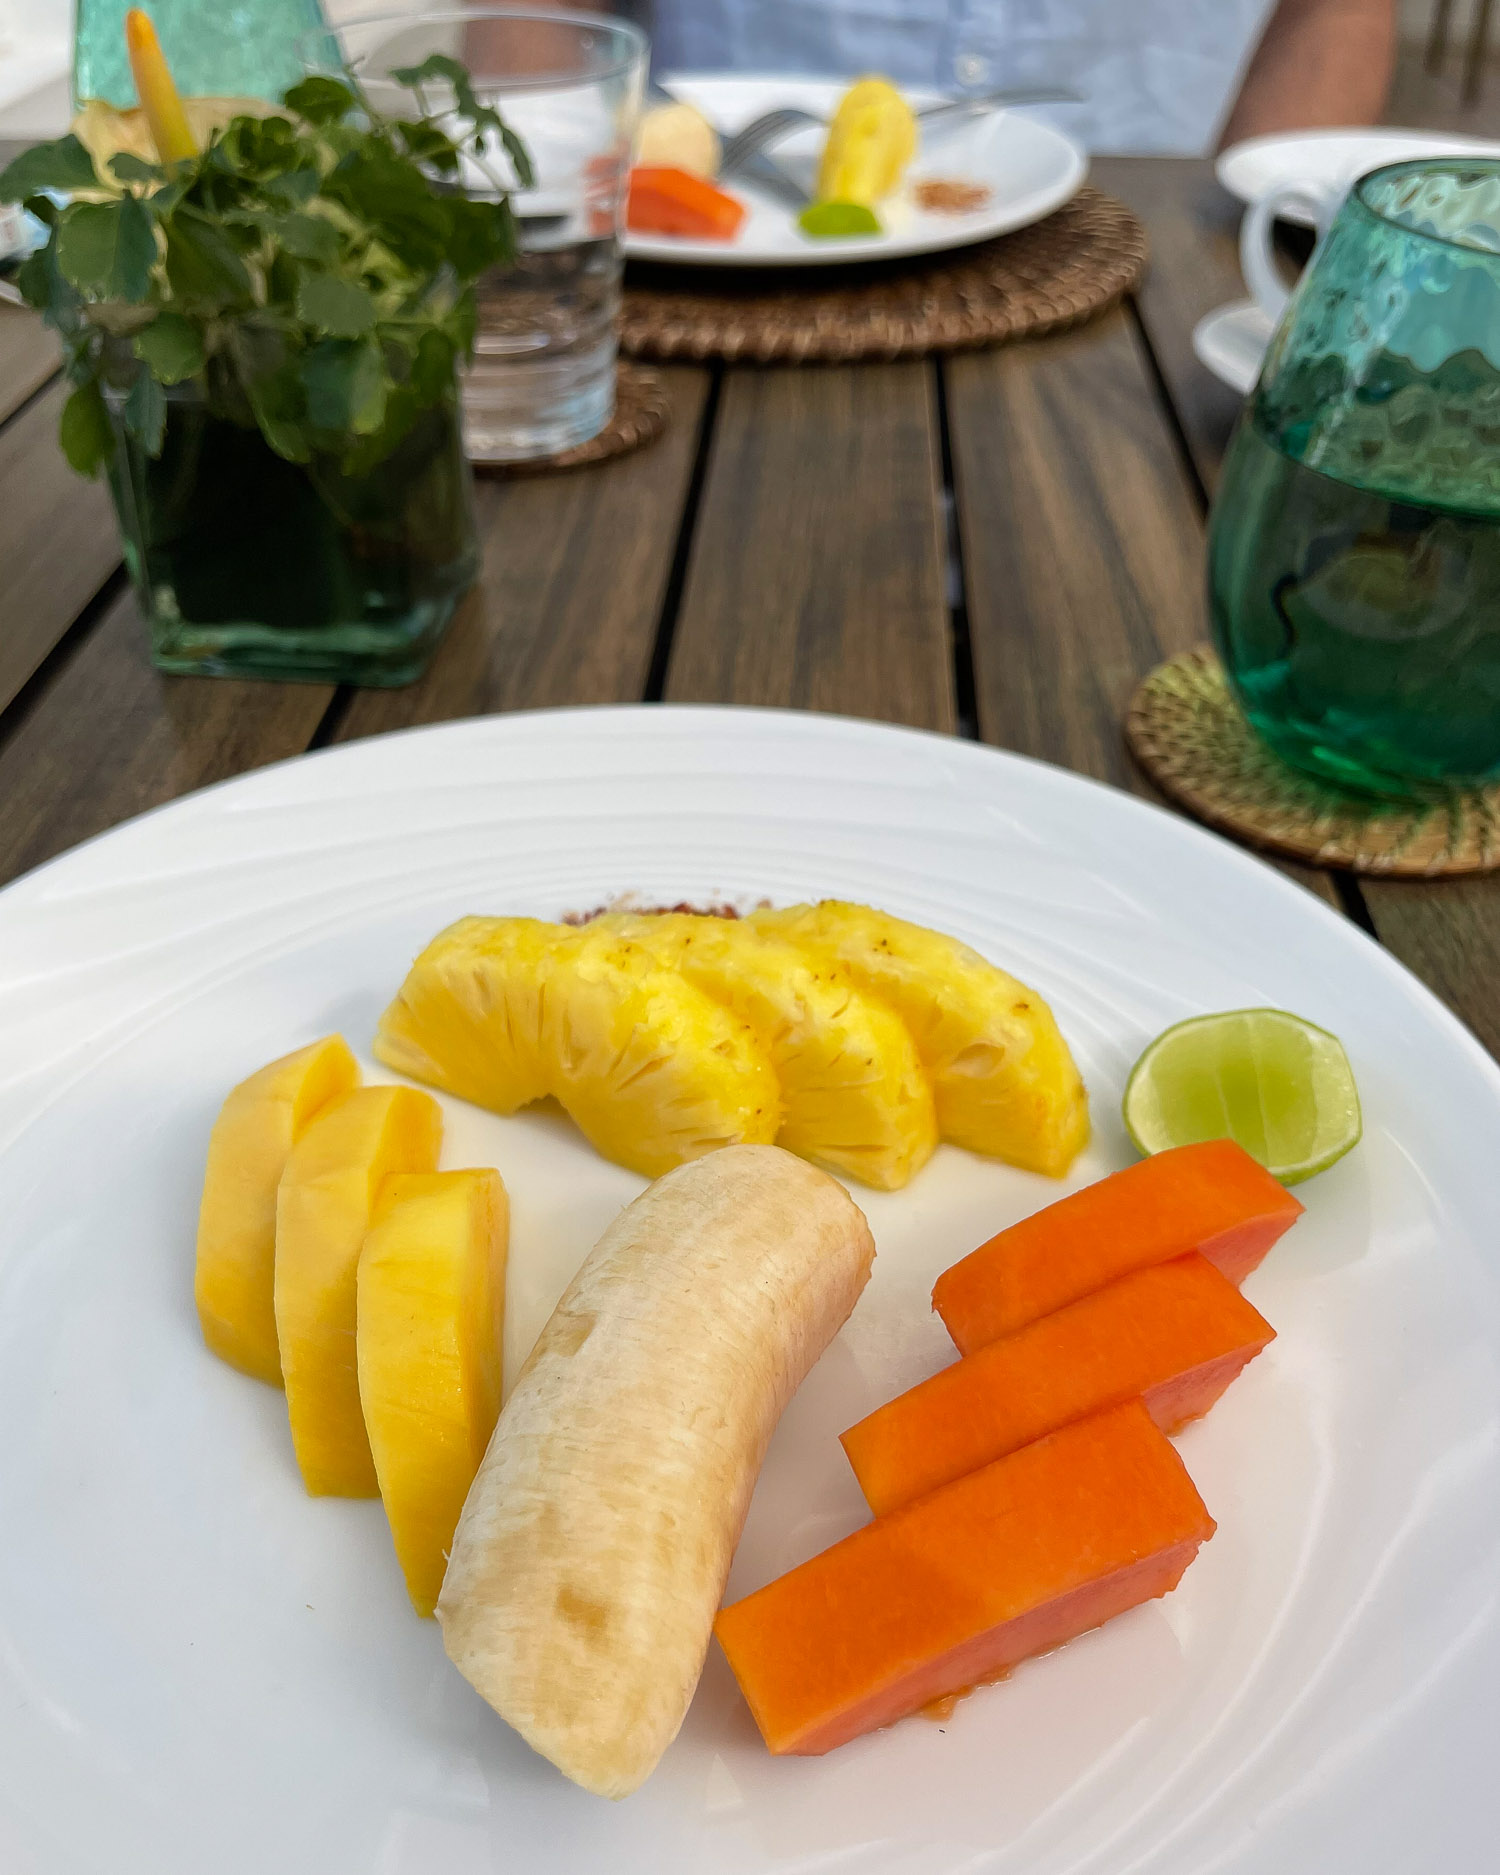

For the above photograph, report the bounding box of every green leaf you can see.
[282,75,357,126]
[442,195,514,278]
[124,369,167,457]
[55,195,157,302]
[274,212,342,266]
[0,134,99,201]
[13,247,53,311]
[261,166,321,209]
[163,209,254,308]
[302,336,386,435]
[110,152,164,186]
[132,311,205,384]
[497,123,535,191]
[58,381,113,476]
[296,270,378,337]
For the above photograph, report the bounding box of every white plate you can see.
[1,706,1498,1874]
[1217,126,1500,224]
[1192,298,1275,395]
[626,74,1086,267]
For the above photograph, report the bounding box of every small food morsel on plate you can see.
[437,1145,876,1798]
[934,1138,1303,1353]
[195,1034,359,1384]
[817,76,918,207]
[635,99,721,179]
[913,178,993,214]
[716,1399,1216,1755]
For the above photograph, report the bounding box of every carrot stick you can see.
[715,1399,1215,1756]
[843,1252,1274,1515]
[934,1139,1302,1354]
[627,166,746,240]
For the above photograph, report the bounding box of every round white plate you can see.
[1217,126,1500,224]
[1192,298,1275,395]
[626,74,1086,267]
[1,706,1498,1874]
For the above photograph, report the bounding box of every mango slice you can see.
[195,1035,359,1384]
[358,1169,509,1615]
[274,1085,443,1495]
[816,77,917,207]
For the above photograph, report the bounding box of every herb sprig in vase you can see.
[1,13,531,685]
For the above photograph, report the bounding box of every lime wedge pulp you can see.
[1122,1008,1361,1184]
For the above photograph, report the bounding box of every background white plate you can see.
[626,75,1086,267]
[1,706,1498,1874]
[1217,126,1500,224]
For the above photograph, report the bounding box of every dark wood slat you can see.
[1113,156,1500,1054]
[0,589,332,888]
[0,305,59,428]
[1094,156,1246,495]
[335,367,711,737]
[945,309,1340,909]
[0,379,120,714]
[664,361,955,731]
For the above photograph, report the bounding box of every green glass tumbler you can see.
[73,0,337,107]
[1208,160,1500,798]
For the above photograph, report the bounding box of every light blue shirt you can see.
[646,0,1278,155]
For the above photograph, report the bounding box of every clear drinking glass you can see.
[321,9,646,462]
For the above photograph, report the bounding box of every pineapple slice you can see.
[593,913,937,1190]
[274,1085,443,1495]
[195,1035,359,1384]
[750,901,1089,1177]
[358,1169,508,1617]
[374,918,780,1179]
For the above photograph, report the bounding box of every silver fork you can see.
[717,86,1083,179]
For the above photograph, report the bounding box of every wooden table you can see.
[2,157,1496,1058]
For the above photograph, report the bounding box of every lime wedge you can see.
[1123,1008,1361,1184]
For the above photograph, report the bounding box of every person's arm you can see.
[1217,0,1395,151]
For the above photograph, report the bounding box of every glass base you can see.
[1240,707,1500,803]
[462,338,616,463]
[146,584,469,687]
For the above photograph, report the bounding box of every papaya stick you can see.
[934,1139,1301,1353]
[627,165,746,240]
[843,1253,1273,1515]
[715,1399,1215,1756]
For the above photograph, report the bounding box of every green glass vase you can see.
[73,0,337,107]
[105,366,479,687]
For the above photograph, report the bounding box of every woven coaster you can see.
[620,186,1146,365]
[1125,646,1500,877]
[471,362,670,474]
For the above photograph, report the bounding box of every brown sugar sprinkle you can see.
[914,178,993,214]
[561,899,756,926]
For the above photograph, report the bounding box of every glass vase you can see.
[73,0,337,108]
[105,371,479,686]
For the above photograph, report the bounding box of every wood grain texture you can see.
[0,380,120,714]
[945,310,1339,909]
[0,589,331,888]
[1093,157,1246,495]
[336,367,710,739]
[1113,156,1500,1042]
[0,305,59,428]
[664,362,955,731]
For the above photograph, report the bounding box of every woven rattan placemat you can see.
[620,186,1146,365]
[471,362,670,473]
[1125,646,1500,877]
